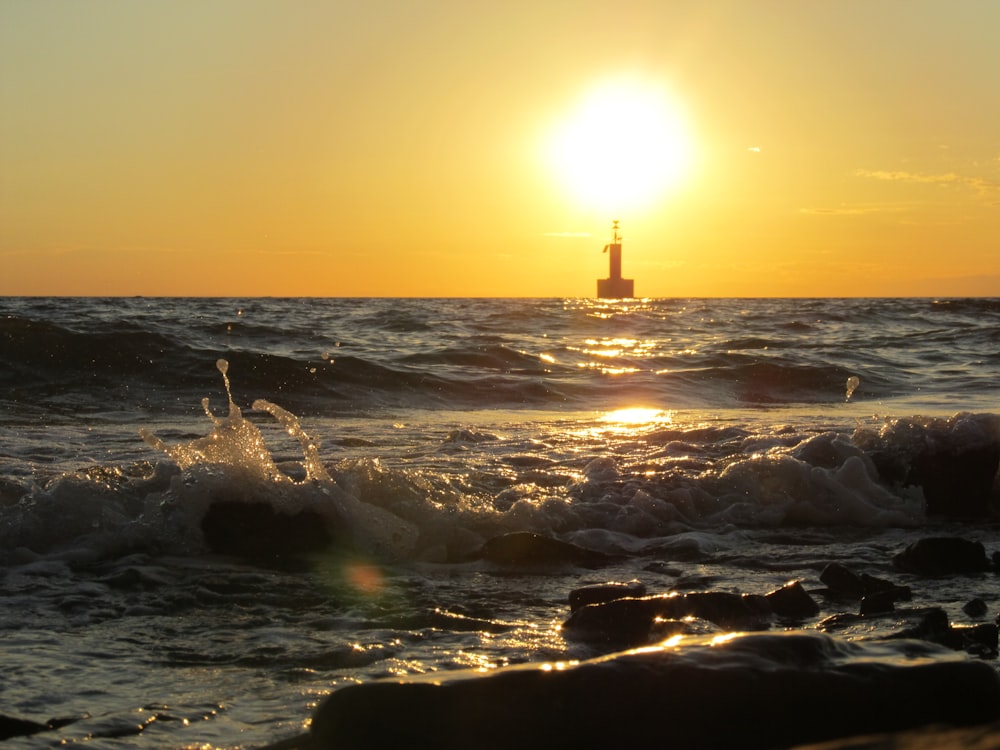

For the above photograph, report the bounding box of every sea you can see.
[1,296,999,748]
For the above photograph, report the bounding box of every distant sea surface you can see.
[2,297,999,747]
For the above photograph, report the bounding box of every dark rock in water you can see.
[820,563,911,603]
[964,623,1000,658]
[649,617,709,641]
[888,607,999,657]
[820,562,866,598]
[893,537,992,576]
[0,714,80,741]
[568,580,646,611]
[889,607,951,642]
[795,721,1000,750]
[867,420,1000,518]
[562,591,772,645]
[765,580,819,619]
[818,612,863,631]
[201,501,332,561]
[476,532,611,567]
[909,444,999,517]
[859,572,912,602]
[0,715,48,741]
[859,590,896,616]
[309,632,1000,750]
[561,596,664,645]
[964,597,989,618]
[679,591,771,630]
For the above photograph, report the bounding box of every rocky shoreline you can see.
[6,533,1000,749]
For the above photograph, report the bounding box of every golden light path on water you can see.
[600,407,675,428]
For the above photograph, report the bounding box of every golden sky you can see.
[2,0,998,297]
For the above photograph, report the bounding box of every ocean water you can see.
[1,296,999,748]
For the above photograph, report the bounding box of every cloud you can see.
[543,232,592,238]
[800,206,880,216]
[799,203,909,217]
[856,169,998,194]
[747,146,761,153]
[856,169,958,184]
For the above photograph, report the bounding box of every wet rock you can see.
[819,563,911,602]
[765,580,820,619]
[817,612,863,631]
[820,562,866,598]
[0,715,80,741]
[858,572,912,602]
[964,598,989,618]
[909,444,999,517]
[649,617,712,641]
[859,590,896,616]
[642,560,682,576]
[964,624,999,658]
[201,501,333,561]
[0,715,48,741]
[476,532,612,567]
[794,721,1000,750]
[888,607,999,657]
[562,591,772,645]
[679,591,772,630]
[893,537,992,576]
[309,632,1000,750]
[568,580,646,611]
[561,596,665,645]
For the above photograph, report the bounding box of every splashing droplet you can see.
[845,376,860,401]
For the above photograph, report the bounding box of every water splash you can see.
[139,359,326,483]
[140,360,419,559]
[252,398,331,482]
[845,376,860,402]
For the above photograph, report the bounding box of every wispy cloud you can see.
[799,203,911,217]
[856,169,998,194]
[543,231,592,238]
[747,146,761,153]
[800,205,885,216]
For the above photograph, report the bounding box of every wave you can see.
[4,297,999,419]
[2,360,996,565]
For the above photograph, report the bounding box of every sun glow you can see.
[600,408,675,427]
[547,77,694,214]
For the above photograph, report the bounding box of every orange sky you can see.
[2,1,998,297]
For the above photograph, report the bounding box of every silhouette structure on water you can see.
[597,220,634,298]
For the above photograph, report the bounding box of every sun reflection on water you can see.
[601,407,675,428]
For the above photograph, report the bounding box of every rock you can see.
[765,580,820,619]
[820,563,866,598]
[863,415,1000,518]
[568,580,646,611]
[964,598,989,618]
[859,573,912,602]
[888,607,999,656]
[309,632,1000,750]
[201,501,332,561]
[678,591,772,630]
[476,532,612,567]
[562,591,772,645]
[893,537,992,576]
[909,444,999,517]
[820,563,910,602]
[0,714,80,741]
[0,715,47,741]
[561,596,665,646]
[859,590,895,616]
[793,721,1000,750]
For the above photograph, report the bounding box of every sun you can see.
[546,77,694,215]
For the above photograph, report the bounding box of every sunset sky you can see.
[2,0,998,297]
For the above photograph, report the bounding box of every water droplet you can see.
[846,376,860,401]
